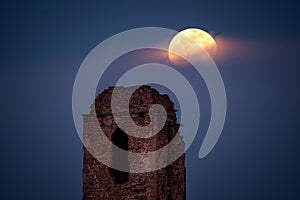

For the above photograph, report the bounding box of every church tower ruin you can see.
[83,85,186,200]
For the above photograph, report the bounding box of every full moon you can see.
[168,28,217,66]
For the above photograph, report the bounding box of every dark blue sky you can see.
[1,0,299,199]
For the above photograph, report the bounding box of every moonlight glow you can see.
[168,28,217,66]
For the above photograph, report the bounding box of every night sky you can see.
[1,0,299,199]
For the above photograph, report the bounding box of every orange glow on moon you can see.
[168,28,217,66]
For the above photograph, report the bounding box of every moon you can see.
[168,28,217,66]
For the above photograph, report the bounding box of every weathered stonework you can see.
[83,85,186,200]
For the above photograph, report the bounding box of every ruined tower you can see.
[83,85,186,200]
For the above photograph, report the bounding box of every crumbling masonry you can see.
[83,85,186,200]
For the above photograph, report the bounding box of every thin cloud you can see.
[214,35,300,62]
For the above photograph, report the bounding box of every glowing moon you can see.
[168,28,217,66]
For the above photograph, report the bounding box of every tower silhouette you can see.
[83,86,185,200]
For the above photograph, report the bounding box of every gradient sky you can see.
[1,0,299,199]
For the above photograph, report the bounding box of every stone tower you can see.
[83,85,185,200]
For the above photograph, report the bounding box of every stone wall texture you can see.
[83,85,186,200]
